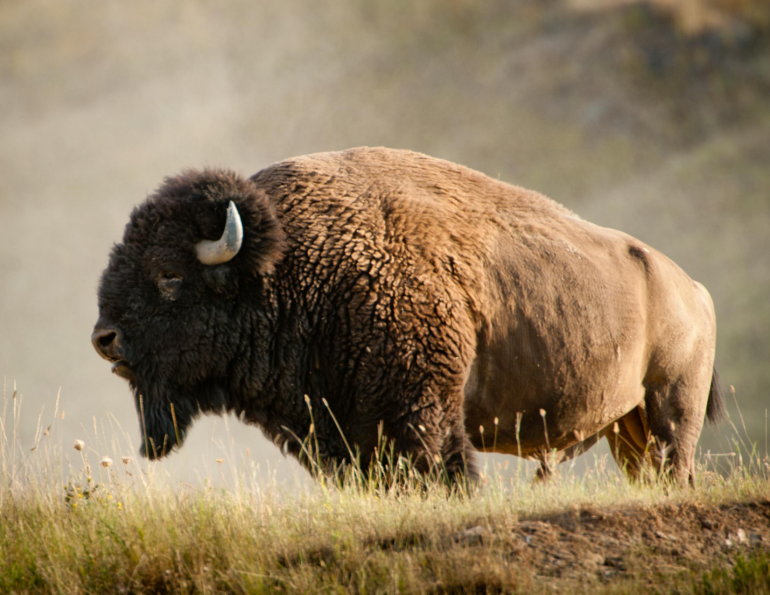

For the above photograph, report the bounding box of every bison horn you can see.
[195,201,244,265]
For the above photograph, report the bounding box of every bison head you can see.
[92,169,286,459]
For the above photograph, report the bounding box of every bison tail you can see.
[706,366,726,424]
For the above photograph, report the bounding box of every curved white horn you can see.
[195,201,244,265]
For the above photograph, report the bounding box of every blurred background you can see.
[1,0,768,485]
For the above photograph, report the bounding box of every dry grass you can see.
[2,386,769,594]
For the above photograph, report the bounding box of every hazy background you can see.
[1,0,768,484]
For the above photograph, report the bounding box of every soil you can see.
[470,498,770,590]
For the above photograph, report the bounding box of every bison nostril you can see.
[92,327,122,360]
[98,331,117,349]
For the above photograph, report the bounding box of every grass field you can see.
[2,387,769,594]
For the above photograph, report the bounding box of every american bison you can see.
[92,147,723,484]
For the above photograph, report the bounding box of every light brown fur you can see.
[254,147,718,483]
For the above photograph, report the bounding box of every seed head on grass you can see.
[74,439,84,451]
[540,409,550,451]
[121,456,131,465]
[100,456,112,468]
[611,422,621,464]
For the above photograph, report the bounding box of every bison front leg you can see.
[368,285,479,484]
[392,400,479,483]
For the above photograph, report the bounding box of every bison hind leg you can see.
[604,407,650,481]
[638,364,714,486]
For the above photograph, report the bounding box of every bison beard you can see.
[93,148,723,485]
[132,381,225,459]
[134,385,189,460]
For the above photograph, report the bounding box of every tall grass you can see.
[1,381,769,593]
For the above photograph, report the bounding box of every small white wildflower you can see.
[121,456,131,465]
[74,439,85,451]
[101,456,113,468]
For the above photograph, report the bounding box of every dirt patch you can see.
[471,498,770,589]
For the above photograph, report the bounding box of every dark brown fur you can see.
[93,147,722,483]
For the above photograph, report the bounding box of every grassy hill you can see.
[2,447,769,593]
[2,389,769,594]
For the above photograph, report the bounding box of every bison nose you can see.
[91,326,123,361]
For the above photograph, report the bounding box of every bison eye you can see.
[157,273,183,301]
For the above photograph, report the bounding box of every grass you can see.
[696,551,770,595]
[1,384,769,594]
